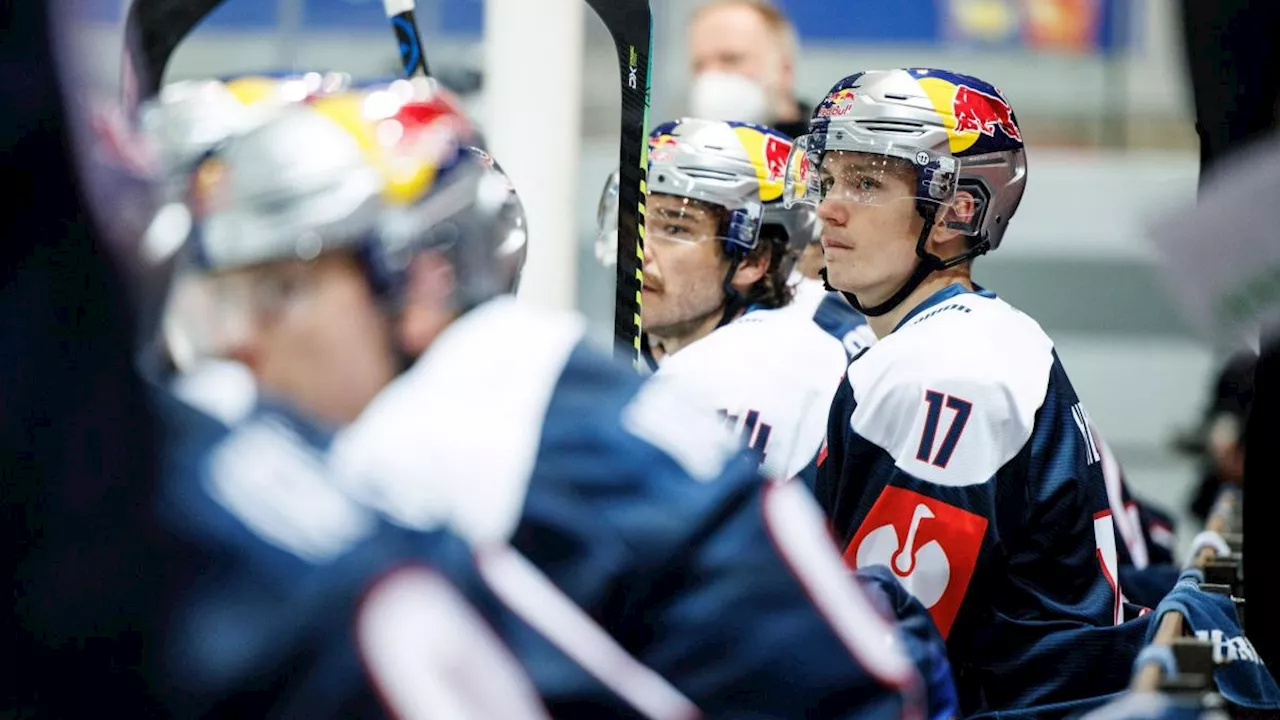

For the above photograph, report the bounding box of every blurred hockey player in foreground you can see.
[596,119,849,483]
[794,68,1150,717]
[151,74,928,718]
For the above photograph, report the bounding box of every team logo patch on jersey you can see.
[844,486,986,639]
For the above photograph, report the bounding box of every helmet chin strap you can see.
[820,209,991,318]
[821,210,940,317]
[716,258,747,329]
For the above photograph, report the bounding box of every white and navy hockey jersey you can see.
[325,296,927,719]
[789,275,878,362]
[815,284,1150,719]
[650,304,850,482]
[158,393,676,718]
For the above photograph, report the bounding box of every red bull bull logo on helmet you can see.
[728,124,792,202]
[915,72,1024,156]
[763,134,789,183]
[787,148,815,206]
[797,150,812,177]
[649,133,678,162]
[951,85,1022,142]
[817,87,859,118]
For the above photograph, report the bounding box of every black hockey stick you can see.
[382,0,432,78]
[583,0,652,370]
[121,0,226,114]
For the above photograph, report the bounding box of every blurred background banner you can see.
[85,0,1129,52]
[943,0,1129,53]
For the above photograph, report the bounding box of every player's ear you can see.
[398,250,457,355]
[729,245,769,293]
[928,190,979,256]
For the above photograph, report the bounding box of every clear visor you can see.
[643,193,734,249]
[596,171,741,268]
[784,134,971,220]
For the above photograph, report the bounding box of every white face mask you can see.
[687,71,771,125]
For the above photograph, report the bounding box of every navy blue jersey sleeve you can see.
[813,291,875,361]
[855,566,959,720]
[157,397,654,719]
[637,478,919,719]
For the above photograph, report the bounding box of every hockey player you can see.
[154,383,713,719]
[594,123,870,366]
[153,75,927,718]
[597,118,851,482]
[793,68,1150,717]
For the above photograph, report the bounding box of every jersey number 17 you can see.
[916,390,973,469]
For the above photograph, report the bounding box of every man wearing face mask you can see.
[687,1,874,360]
[687,0,810,138]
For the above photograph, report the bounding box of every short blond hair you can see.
[692,0,800,64]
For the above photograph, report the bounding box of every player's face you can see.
[689,5,784,97]
[816,151,927,306]
[642,193,731,338]
[213,253,398,426]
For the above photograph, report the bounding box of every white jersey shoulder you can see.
[655,306,848,480]
[788,277,829,320]
[328,297,585,545]
[846,291,1056,488]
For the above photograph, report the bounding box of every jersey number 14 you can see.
[718,408,772,464]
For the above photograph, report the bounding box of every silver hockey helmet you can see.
[158,75,525,303]
[144,75,526,365]
[786,68,1027,255]
[595,118,819,269]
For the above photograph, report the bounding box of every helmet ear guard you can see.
[722,205,762,260]
[942,178,990,235]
